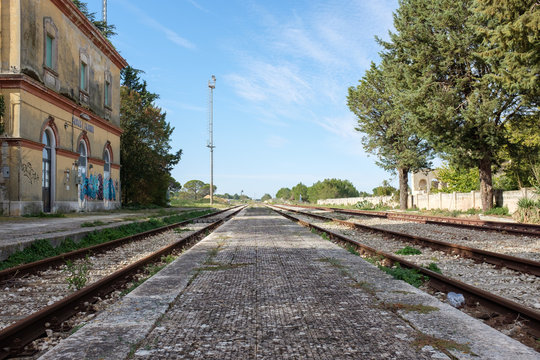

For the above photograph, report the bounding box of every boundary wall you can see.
[317,188,538,214]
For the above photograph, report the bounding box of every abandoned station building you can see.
[0,0,127,215]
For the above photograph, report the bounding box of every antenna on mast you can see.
[207,75,216,205]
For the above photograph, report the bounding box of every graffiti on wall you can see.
[79,174,118,201]
[21,162,39,184]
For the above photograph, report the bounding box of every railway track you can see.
[269,205,540,340]
[0,206,245,359]
[286,203,540,237]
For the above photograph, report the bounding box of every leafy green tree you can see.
[307,179,360,203]
[200,184,217,198]
[435,164,479,193]
[372,180,396,196]
[261,194,272,202]
[291,183,309,202]
[182,180,206,200]
[348,62,431,209]
[474,0,539,102]
[168,177,182,193]
[120,68,181,206]
[275,187,292,200]
[379,0,535,210]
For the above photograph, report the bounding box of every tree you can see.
[291,183,309,202]
[379,0,535,210]
[307,179,360,203]
[275,187,292,201]
[120,68,182,206]
[182,180,206,200]
[372,180,396,196]
[435,164,479,193]
[72,0,117,39]
[474,0,540,102]
[168,177,182,193]
[200,184,217,198]
[261,194,272,202]
[347,62,432,209]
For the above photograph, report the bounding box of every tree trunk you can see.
[398,167,409,210]
[479,155,493,211]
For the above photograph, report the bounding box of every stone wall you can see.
[317,188,538,214]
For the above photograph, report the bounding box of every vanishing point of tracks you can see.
[0,206,244,359]
[270,205,540,340]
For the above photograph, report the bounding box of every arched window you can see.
[78,140,87,181]
[103,148,110,180]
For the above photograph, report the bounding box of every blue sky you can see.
[87,0,400,199]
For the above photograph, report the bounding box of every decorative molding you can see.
[56,148,79,159]
[3,138,45,151]
[0,75,123,136]
[40,116,61,147]
[49,0,128,69]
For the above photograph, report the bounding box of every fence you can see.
[317,188,538,214]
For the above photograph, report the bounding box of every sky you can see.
[87,0,401,199]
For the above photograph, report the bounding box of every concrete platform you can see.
[0,209,198,261]
[39,207,539,359]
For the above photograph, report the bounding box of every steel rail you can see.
[0,206,245,359]
[269,206,540,338]
[0,207,238,282]
[272,205,540,277]
[284,203,540,237]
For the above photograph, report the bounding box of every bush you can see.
[484,206,509,216]
[513,198,540,224]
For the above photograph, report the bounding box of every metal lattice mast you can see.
[102,0,107,24]
[207,75,216,205]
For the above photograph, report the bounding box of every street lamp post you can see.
[207,75,216,205]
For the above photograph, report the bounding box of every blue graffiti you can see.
[80,174,116,201]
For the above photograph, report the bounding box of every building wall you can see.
[0,0,126,215]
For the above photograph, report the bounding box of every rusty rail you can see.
[0,206,245,359]
[273,205,540,277]
[0,207,238,282]
[285,203,540,237]
[270,206,540,338]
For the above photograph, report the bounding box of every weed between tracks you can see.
[0,209,214,271]
[395,246,422,255]
[121,254,177,296]
[63,255,92,290]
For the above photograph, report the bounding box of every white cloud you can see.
[117,0,195,49]
[265,135,288,148]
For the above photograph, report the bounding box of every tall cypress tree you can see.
[348,62,432,209]
[379,0,534,210]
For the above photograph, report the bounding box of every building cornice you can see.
[0,74,123,137]
[49,0,128,69]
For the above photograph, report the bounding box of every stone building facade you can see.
[0,0,127,215]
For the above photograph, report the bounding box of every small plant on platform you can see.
[484,206,509,216]
[81,220,106,228]
[383,302,439,314]
[425,262,442,274]
[64,256,92,290]
[412,333,473,355]
[395,246,422,255]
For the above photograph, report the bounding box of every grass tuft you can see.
[395,246,422,255]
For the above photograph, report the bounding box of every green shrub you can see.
[484,206,509,216]
[425,262,442,274]
[379,263,426,288]
[395,246,422,255]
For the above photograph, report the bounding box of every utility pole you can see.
[102,0,107,23]
[207,75,216,205]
